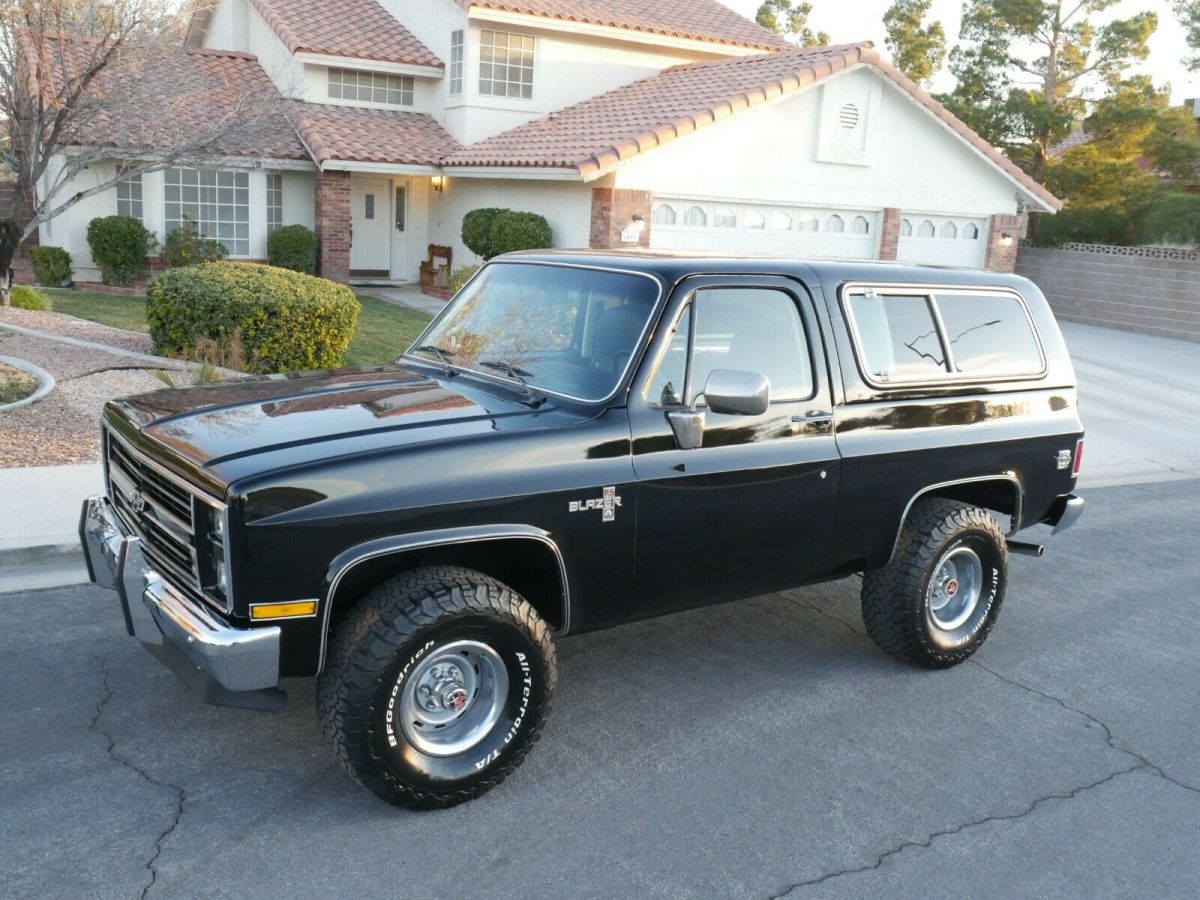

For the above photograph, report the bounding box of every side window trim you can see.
[840,282,1047,389]
[642,283,818,409]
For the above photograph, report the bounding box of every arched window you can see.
[827,214,845,233]
[683,205,707,227]
[918,220,936,238]
[851,216,870,234]
[962,223,980,240]
[744,210,765,230]
[941,222,958,239]
[901,218,913,237]
[769,211,792,230]
[796,214,819,232]
[652,204,676,225]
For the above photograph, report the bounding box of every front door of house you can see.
[390,180,409,281]
[350,177,391,276]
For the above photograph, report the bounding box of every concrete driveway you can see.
[2,323,1199,899]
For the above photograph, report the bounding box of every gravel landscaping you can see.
[0,328,187,467]
[0,305,154,354]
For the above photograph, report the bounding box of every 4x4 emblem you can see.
[569,486,621,522]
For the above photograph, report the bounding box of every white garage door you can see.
[897,214,988,268]
[650,200,877,260]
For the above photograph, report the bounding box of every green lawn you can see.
[38,288,431,368]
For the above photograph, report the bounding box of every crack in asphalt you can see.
[88,661,187,900]
[787,596,865,638]
[766,655,1200,897]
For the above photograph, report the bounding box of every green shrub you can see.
[9,285,53,311]
[449,264,481,294]
[163,217,228,268]
[489,210,553,257]
[267,224,317,274]
[1031,207,1132,247]
[1135,191,1200,246]
[461,207,507,260]
[146,261,361,373]
[28,246,72,286]
[86,215,156,284]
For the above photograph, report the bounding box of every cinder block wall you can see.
[1016,244,1200,343]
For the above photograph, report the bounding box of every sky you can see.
[722,0,1198,104]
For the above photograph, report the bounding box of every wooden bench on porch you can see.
[419,244,453,299]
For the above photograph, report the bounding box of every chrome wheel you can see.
[399,640,509,757]
[926,547,983,632]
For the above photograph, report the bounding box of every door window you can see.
[364,193,375,219]
[395,186,406,231]
[648,288,814,407]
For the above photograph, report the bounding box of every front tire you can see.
[861,498,1008,669]
[317,566,556,808]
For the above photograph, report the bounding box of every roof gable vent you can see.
[839,103,860,130]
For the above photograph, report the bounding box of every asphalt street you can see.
[2,478,1199,899]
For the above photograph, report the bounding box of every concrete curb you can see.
[0,540,81,568]
[0,321,193,368]
[0,354,55,411]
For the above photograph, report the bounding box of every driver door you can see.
[627,276,841,615]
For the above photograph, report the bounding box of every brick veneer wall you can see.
[589,188,652,250]
[984,213,1022,273]
[315,170,351,283]
[1016,244,1200,343]
[878,207,901,261]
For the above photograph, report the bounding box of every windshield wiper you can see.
[413,344,458,375]
[477,360,548,408]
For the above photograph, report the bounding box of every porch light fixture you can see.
[431,175,445,192]
[1000,233,1014,247]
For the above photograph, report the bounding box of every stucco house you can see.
[38,0,1060,286]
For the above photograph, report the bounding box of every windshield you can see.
[408,263,660,401]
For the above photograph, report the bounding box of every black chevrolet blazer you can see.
[81,251,1084,808]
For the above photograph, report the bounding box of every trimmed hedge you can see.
[490,210,552,256]
[147,261,361,373]
[29,246,71,286]
[267,224,317,273]
[461,207,506,260]
[9,285,53,311]
[86,215,155,285]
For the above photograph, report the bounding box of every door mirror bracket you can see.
[665,369,771,450]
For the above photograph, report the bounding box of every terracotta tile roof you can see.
[460,0,788,51]
[247,0,443,67]
[291,102,460,166]
[444,43,1061,211]
[71,47,308,160]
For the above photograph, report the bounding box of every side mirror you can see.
[666,369,770,450]
[703,369,770,417]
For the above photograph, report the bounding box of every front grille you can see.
[105,429,206,603]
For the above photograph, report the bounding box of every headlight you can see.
[195,500,232,607]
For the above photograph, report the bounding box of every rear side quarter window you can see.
[843,285,1045,386]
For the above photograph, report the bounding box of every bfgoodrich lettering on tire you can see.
[861,498,1008,669]
[317,566,556,808]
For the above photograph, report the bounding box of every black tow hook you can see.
[1007,540,1045,557]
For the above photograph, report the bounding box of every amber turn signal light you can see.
[250,600,318,620]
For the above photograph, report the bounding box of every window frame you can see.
[839,282,1048,389]
[163,166,251,257]
[478,29,535,99]
[116,172,143,221]
[449,29,464,95]
[641,284,819,410]
[266,172,283,235]
[328,67,415,106]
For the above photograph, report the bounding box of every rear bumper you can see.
[80,496,283,705]
[1042,493,1085,534]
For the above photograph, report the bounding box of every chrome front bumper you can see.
[80,496,282,700]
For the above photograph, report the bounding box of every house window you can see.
[827,214,845,233]
[328,68,414,106]
[851,216,870,235]
[449,30,464,95]
[918,220,936,238]
[901,218,913,237]
[652,204,676,225]
[164,167,250,256]
[941,222,958,239]
[266,172,283,235]
[683,205,706,227]
[116,173,143,221]
[479,30,534,99]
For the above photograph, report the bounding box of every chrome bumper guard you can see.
[80,496,284,708]
[1044,493,1085,535]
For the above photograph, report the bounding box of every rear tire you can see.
[317,565,556,808]
[861,498,1008,669]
